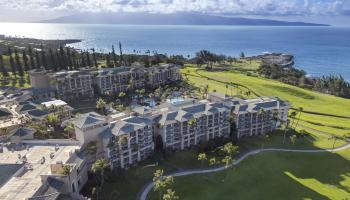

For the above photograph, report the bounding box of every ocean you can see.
[0,23,349,80]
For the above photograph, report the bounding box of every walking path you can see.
[138,141,350,200]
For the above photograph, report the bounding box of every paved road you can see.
[138,141,350,200]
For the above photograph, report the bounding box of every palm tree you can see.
[61,165,72,175]
[86,141,98,159]
[118,135,129,147]
[221,142,238,158]
[163,189,179,200]
[197,153,207,168]
[222,156,232,169]
[188,118,197,127]
[153,169,174,200]
[272,111,280,128]
[258,108,266,135]
[328,135,346,152]
[202,84,209,99]
[96,98,107,114]
[282,119,290,144]
[290,135,297,145]
[64,122,74,138]
[209,157,217,166]
[261,134,270,149]
[47,113,60,129]
[91,159,110,187]
[289,111,297,128]
[294,107,303,129]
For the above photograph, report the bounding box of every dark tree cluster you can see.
[312,75,350,98]
[258,62,350,98]
[192,50,227,69]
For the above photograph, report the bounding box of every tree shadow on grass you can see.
[146,132,350,200]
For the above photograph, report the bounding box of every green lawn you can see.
[84,130,348,200]
[83,150,204,200]
[181,66,350,139]
[148,149,350,200]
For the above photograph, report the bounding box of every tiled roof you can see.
[28,177,64,200]
[74,112,106,129]
[0,108,12,117]
[111,116,151,136]
[27,109,49,118]
[10,127,36,137]
[15,103,37,113]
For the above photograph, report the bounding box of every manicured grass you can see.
[181,66,350,139]
[229,59,261,71]
[83,150,203,200]
[85,130,347,200]
[148,149,350,200]
[238,130,346,151]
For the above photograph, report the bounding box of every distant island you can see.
[40,12,329,26]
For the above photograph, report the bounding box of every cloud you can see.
[1,0,350,16]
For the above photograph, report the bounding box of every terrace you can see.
[0,144,79,200]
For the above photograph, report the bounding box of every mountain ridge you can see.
[39,12,329,26]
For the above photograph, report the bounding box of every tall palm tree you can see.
[197,153,207,168]
[202,84,209,99]
[282,119,290,144]
[294,107,303,129]
[153,169,174,200]
[96,98,107,114]
[258,108,266,135]
[209,157,217,166]
[163,189,179,200]
[289,111,297,128]
[91,159,110,187]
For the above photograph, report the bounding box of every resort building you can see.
[147,64,182,87]
[93,64,181,95]
[71,93,290,169]
[102,116,154,169]
[0,142,87,200]
[231,97,290,139]
[73,112,109,147]
[29,64,181,100]
[93,67,146,95]
[208,92,290,139]
[48,70,95,101]
[154,100,232,150]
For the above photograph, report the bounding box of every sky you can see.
[0,0,349,25]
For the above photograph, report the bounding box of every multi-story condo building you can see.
[155,101,231,150]
[147,64,182,87]
[208,93,290,139]
[72,93,290,169]
[93,67,146,95]
[102,116,154,169]
[0,142,87,200]
[29,64,181,100]
[29,68,94,101]
[48,70,94,100]
[232,97,290,139]
[93,64,181,95]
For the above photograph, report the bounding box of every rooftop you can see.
[0,144,79,200]
[41,100,68,108]
[74,112,106,129]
